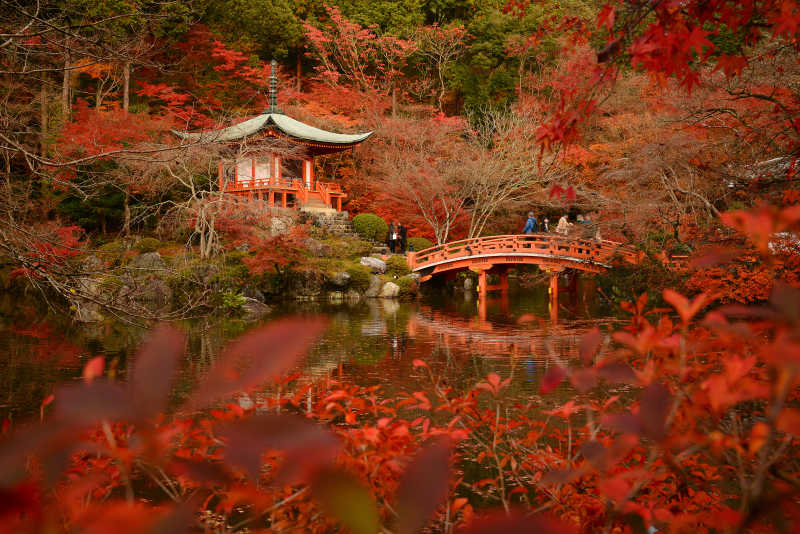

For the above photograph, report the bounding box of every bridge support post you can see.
[549,272,559,323]
[477,270,487,299]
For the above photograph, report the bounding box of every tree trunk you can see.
[392,80,397,118]
[123,61,130,112]
[40,83,48,146]
[95,78,103,109]
[62,49,71,121]
[123,190,131,236]
[295,52,301,91]
[437,66,446,112]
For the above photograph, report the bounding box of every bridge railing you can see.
[407,234,641,271]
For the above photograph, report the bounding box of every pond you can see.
[0,280,619,424]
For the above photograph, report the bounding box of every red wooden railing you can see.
[407,234,641,271]
[224,177,299,191]
[317,181,330,207]
[222,175,347,209]
[296,180,308,204]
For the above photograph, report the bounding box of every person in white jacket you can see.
[556,214,572,235]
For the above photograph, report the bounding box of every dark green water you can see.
[0,281,617,424]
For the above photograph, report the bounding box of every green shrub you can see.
[135,237,161,254]
[97,240,126,264]
[397,276,417,298]
[220,292,246,312]
[224,249,247,264]
[407,237,434,252]
[352,213,388,243]
[346,264,371,292]
[386,255,410,277]
[342,238,373,258]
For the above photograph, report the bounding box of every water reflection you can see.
[0,282,616,421]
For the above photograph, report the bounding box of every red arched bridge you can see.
[406,234,642,315]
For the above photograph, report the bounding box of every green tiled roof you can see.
[173,113,372,145]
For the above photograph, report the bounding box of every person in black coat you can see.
[387,222,397,253]
[398,223,407,253]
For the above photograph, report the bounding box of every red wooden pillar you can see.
[281,192,287,208]
[251,159,256,184]
[549,272,559,323]
[477,270,487,300]
[218,161,223,191]
[336,197,342,211]
[303,158,313,189]
[268,191,274,207]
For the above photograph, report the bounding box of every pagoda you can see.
[173,60,372,212]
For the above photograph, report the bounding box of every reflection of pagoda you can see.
[174,60,372,212]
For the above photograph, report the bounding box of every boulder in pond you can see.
[241,297,270,320]
[378,281,400,298]
[365,274,382,297]
[329,271,351,287]
[135,277,172,306]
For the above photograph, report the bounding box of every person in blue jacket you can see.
[522,212,538,234]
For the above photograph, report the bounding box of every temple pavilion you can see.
[173,60,372,212]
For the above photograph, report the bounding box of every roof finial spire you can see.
[268,59,281,114]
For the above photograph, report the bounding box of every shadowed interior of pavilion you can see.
[173,60,372,212]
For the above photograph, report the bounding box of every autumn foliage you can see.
[2,0,800,531]
[2,202,800,533]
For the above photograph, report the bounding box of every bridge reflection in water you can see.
[304,298,616,399]
[407,234,641,322]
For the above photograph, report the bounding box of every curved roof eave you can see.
[172,113,372,146]
[267,114,373,145]
[172,115,270,143]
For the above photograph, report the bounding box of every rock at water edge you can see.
[378,281,400,298]
[329,272,351,287]
[242,297,271,320]
[365,275,382,297]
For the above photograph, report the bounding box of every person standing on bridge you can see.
[556,214,572,235]
[543,218,550,232]
[522,212,538,234]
